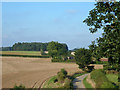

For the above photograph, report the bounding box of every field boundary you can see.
[0,54,49,58]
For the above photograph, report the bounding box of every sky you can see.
[2,2,102,50]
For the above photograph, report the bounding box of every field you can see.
[1,51,42,56]
[2,56,80,88]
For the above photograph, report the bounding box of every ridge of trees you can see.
[1,42,68,51]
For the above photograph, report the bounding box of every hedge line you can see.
[0,54,50,58]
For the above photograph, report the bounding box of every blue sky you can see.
[2,2,102,50]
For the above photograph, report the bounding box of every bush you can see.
[57,69,68,83]
[63,78,71,88]
[100,82,116,88]
[103,64,118,71]
[13,84,25,90]
[51,56,63,62]
[61,69,67,77]
[57,71,65,83]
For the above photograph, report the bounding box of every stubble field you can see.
[2,56,80,88]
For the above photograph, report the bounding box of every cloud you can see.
[65,9,78,14]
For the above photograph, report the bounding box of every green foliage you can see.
[100,82,116,88]
[12,42,48,51]
[106,74,118,85]
[61,69,67,77]
[84,2,120,69]
[1,47,12,51]
[47,41,68,58]
[57,69,68,83]
[90,69,116,88]
[95,60,108,64]
[57,71,65,83]
[103,64,118,71]
[13,84,25,90]
[75,48,92,70]
[63,78,71,88]
[51,56,63,62]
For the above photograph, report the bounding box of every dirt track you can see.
[2,57,80,88]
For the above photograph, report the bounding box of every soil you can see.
[2,56,80,88]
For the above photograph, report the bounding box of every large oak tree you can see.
[83,2,120,67]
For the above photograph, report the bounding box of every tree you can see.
[47,41,68,58]
[75,48,92,70]
[83,2,120,67]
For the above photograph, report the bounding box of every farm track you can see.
[2,56,80,88]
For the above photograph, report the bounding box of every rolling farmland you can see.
[2,56,80,88]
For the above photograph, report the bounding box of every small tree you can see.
[75,48,92,71]
[57,71,65,83]
[61,68,67,77]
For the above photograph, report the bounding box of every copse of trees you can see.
[47,41,69,62]
[12,42,48,51]
[0,47,12,51]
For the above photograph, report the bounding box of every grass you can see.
[42,76,64,88]
[1,51,42,56]
[43,72,86,89]
[106,74,118,85]
[83,76,93,90]
[0,51,49,58]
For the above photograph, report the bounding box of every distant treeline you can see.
[1,42,68,51]
[0,47,12,51]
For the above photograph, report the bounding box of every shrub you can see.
[63,78,71,88]
[61,69,67,77]
[13,84,25,90]
[57,71,65,83]
[51,56,63,62]
[103,64,118,71]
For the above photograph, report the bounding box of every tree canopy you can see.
[47,41,68,58]
[83,2,120,66]
[75,48,92,70]
[12,42,48,51]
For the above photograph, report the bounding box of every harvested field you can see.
[2,56,80,88]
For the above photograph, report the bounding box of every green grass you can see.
[83,76,93,89]
[1,51,42,56]
[42,76,64,88]
[0,51,49,58]
[106,74,118,85]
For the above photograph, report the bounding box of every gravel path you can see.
[73,73,89,89]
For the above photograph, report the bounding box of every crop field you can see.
[0,51,42,56]
[2,56,80,88]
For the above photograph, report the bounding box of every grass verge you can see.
[83,76,93,90]
[42,76,64,88]
[106,74,118,85]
